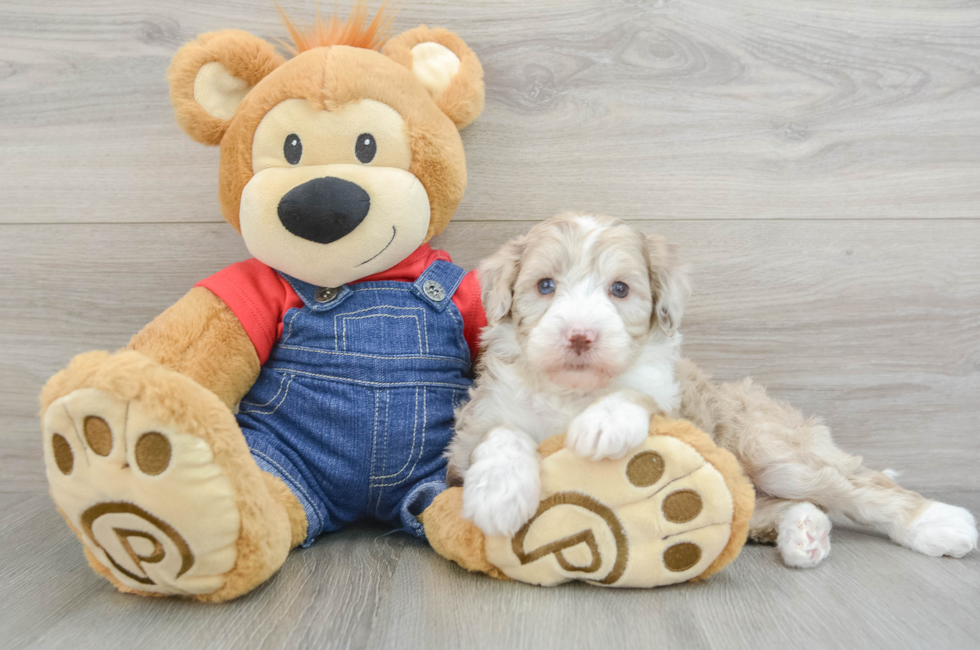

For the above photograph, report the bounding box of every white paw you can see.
[43,388,241,595]
[777,502,832,569]
[462,428,541,537]
[902,502,978,558]
[566,393,650,461]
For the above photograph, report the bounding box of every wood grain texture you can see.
[1,219,977,494]
[1,0,979,647]
[1,0,978,224]
[3,492,979,650]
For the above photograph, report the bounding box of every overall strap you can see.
[410,260,467,312]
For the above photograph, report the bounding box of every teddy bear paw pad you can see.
[43,388,240,595]
[484,432,738,587]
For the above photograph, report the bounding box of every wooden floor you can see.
[1,0,978,648]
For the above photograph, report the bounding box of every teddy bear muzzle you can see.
[277,176,371,244]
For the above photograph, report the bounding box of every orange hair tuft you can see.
[277,1,396,54]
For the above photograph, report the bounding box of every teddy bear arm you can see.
[127,286,261,409]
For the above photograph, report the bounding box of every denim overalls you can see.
[236,260,472,546]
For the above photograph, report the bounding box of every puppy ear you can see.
[479,238,523,326]
[383,26,485,129]
[168,30,284,146]
[646,235,691,335]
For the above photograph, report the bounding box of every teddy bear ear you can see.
[168,30,285,146]
[383,26,485,129]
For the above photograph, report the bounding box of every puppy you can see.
[448,213,978,568]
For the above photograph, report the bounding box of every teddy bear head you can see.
[167,6,484,287]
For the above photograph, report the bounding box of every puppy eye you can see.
[537,278,556,295]
[610,281,629,298]
[355,133,377,164]
[283,134,302,165]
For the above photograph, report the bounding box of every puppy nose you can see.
[277,177,371,244]
[566,328,597,354]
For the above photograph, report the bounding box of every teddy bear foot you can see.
[426,417,755,588]
[41,351,294,601]
[44,387,242,596]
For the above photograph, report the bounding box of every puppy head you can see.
[480,213,689,392]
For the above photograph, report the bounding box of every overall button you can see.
[423,280,446,302]
[314,287,339,303]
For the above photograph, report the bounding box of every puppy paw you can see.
[902,502,978,558]
[777,502,832,569]
[462,428,541,537]
[566,393,650,461]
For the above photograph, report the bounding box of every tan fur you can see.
[171,31,482,238]
[536,433,567,460]
[647,417,755,580]
[42,14,489,601]
[384,26,485,129]
[168,30,285,146]
[425,421,753,583]
[128,287,260,409]
[421,488,509,580]
[674,358,930,544]
[261,472,309,549]
[41,350,294,602]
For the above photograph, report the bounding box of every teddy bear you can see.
[39,4,753,601]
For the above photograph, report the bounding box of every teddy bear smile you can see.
[356,225,397,267]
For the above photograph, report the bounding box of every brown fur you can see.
[384,26,486,128]
[170,27,481,238]
[647,417,755,580]
[261,472,309,549]
[168,30,285,146]
[424,420,753,583]
[42,12,488,601]
[421,488,509,580]
[674,358,930,544]
[41,350,295,602]
[128,287,260,409]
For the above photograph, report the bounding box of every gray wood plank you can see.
[2,491,978,650]
[1,0,979,224]
[1,218,978,494]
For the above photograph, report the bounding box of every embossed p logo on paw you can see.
[80,502,195,587]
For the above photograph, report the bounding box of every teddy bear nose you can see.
[277,176,371,244]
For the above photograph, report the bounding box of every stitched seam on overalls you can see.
[374,387,427,487]
[372,391,393,511]
[368,391,380,507]
[351,287,412,293]
[371,385,419,482]
[251,449,325,529]
[341,314,423,354]
[282,369,467,389]
[240,372,288,408]
[444,302,469,360]
[281,308,303,345]
[273,345,469,366]
[239,374,294,415]
[336,305,429,353]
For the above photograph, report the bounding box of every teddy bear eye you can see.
[283,133,302,165]
[610,281,629,298]
[537,278,556,295]
[355,133,376,164]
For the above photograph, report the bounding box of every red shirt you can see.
[196,245,486,365]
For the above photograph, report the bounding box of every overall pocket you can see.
[239,371,294,416]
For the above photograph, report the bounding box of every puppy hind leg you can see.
[750,495,831,568]
[838,468,977,558]
[759,453,977,559]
